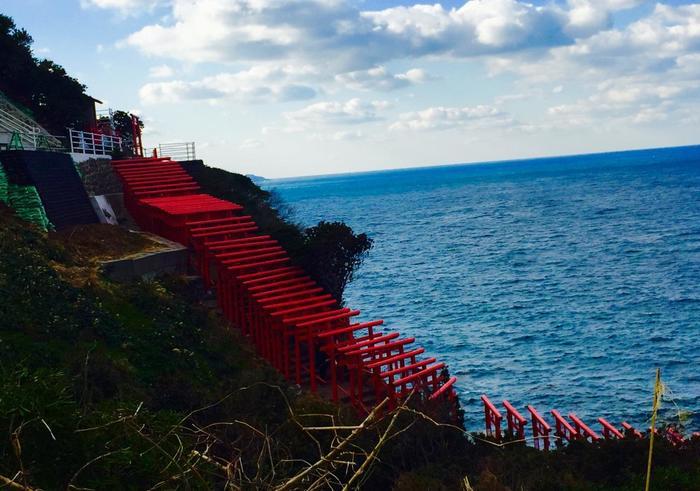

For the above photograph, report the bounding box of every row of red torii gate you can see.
[112,156,459,418]
[480,394,693,449]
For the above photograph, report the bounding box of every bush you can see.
[301,221,373,303]
[184,161,373,302]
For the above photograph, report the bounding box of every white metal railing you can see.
[0,93,63,149]
[158,142,196,161]
[0,131,67,152]
[0,96,41,130]
[0,106,40,149]
[68,128,122,156]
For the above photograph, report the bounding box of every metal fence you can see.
[68,128,122,156]
[0,131,67,152]
[157,142,196,161]
[0,106,41,149]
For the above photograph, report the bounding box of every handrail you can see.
[0,92,41,126]
[68,128,122,156]
[0,106,38,135]
[0,96,62,148]
[158,142,196,161]
[0,107,39,150]
[0,130,66,152]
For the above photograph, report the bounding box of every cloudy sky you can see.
[4,0,700,177]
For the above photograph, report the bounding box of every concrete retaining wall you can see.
[101,235,189,282]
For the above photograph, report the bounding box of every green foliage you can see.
[1,192,700,489]
[106,110,143,157]
[300,221,373,302]
[111,110,137,137]
[185,162,305,252]
[0,205,338,488]
[0,14,91,133]
[0,161,9,204]
[187,162,373,302]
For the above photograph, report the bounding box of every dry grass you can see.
[47,224,167,286]
[50,224,165,263]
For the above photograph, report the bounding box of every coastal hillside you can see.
[1,179,699,489]
[1,11,699,490]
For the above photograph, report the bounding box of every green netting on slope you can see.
[0,161,8,204]
[7,183,53,231]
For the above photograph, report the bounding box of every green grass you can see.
[0,204,342,488]
[1,200,699,490]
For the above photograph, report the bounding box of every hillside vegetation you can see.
[184,160,373,303]
[2,194,699,489]
[1,12,699,490]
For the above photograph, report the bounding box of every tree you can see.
[183,163,373,303]
[0,14,91,134]
[108,110,143,157]
[301,221,373,303]
[0,14,34,102]
[111,110,139,138]
[30,59,88,131]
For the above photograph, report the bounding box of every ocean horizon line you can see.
[273,146,700,432]
[261,142,700,182]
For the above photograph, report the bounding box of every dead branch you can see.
[275,397,390,491]
[0,473,38,491]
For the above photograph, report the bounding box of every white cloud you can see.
[284,98,390,127]
[139,64,318,104]
[494,92,530,105]
[483,2,700,128]
[121,0,636,74]
[390,104,512,131]
[490,3,700,82]
[72,0,700,178]
[239,138,263,149]
[140,80,223,104]
[335,66,432,91]
[148,64,175,78]
[81,0,162,13]
[114,0,690,125]
[332,130,365,141]
[545,77,699,130]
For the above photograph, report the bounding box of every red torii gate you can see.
[480,394,657,450]
[112,156,459,418]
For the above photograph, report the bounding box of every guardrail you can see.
[158,142,196,161]
[0,131,67,152]
[0,107,40,149]
[68,128,122,156]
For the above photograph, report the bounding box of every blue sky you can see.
[3,0,699,177]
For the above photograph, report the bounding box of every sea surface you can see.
[264,145,700,432]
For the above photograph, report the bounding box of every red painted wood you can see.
[112,156,459,418]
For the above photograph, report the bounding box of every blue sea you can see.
[264,145,700,432]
